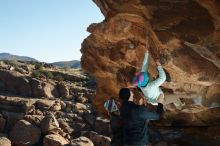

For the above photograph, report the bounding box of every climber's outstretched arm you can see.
[141,51,150,72]
[150,60,166,87]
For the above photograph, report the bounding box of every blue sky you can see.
[0,0,104,63]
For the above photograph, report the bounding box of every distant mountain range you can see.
[51,60,81,68]
[0,53,81,68]
[0,53,38,62]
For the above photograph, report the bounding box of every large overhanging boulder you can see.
[81,0,220,116]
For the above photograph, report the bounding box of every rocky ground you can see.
[0,60,111,146]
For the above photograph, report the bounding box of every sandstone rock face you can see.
[9,120,41,146]
[81,0,220,115]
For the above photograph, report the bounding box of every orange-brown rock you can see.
[81,0,220,115]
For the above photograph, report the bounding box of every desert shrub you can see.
[29,61,38,65]
[31,70,54,79]
[34,63,43,70]
[54,75,64,82]
[41,70,54,79]
[31,70,41,78]
[3,60,17,67]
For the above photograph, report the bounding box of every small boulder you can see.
[74,103,87,111]
[59,121,74,134]
[3,112,24,131]
[35,99,55,110]
[40,112,59,134]
[23,115,44,126]
[0,136,11,146]
[81,131,111,146]
[58,83,69,98]
[30,78,59,98]
[50,101,62,111]
[9,120,41,146]
[43,134,69,146]
[70,122,86,137]
[60,101,67,111]
[64,101,74,112]
[76,95,88,104]
[71,136,94,146]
